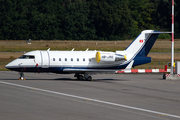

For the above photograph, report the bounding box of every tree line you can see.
[0,0,179,40]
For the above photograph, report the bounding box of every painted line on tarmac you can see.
[1,81,180,119]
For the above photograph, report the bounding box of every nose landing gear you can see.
[19,72,25,80]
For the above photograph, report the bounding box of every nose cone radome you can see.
[5,59,20,70]
[5,62,13,70]
[5,64,9,69]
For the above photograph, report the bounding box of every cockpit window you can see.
[19,55,35,59]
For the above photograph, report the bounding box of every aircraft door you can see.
[40,51,50,68]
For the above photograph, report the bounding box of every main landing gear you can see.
[19,72,25,80]
[74,73,92,81]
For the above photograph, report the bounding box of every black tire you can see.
[87,76,92,81]
[78,75,83,80]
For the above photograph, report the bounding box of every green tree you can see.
[28,0,64,40]
[89,0,136,40]
[129,0,154,30]
[62,1,94,40]
[151,0,171,31]
[174,0,180,38]
[0,0,179,40]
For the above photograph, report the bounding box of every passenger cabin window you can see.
[19,55,35,59]
[77,58,79,61]
[59,58,61,61]
[65,58,67,61]
[53,58,55,61]
[71,58,73,61]
[83,58,85,61]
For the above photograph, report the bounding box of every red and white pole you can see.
[171,0,174,74]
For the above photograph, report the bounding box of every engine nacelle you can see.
[95,52,126,63]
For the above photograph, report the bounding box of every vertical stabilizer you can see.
[124,30,171,67]
[125,30,160,57]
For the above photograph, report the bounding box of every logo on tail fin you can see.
[139,40,144,43]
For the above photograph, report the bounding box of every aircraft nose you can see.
[5,63,11,69]
[5,62,17,70]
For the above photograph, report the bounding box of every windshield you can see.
[19,55,35,59]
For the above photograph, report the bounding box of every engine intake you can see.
[95,52,126,63]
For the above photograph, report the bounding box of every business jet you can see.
[5,30,168,80]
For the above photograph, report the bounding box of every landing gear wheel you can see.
[19,77,25,80]
[19,72,25,80]
[84,73,92,81]
[77,75,83,80]
[87,76,92,81]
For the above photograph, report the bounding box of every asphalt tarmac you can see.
[0,71,180,120]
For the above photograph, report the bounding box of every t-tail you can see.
[124,30,170,67]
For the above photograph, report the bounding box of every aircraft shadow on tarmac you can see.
[1,78,127,81]
[53,78,126,81]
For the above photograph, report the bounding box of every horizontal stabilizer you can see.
[145,31,171,34]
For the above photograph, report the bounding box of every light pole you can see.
[171,0,174,74]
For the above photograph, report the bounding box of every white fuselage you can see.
[6,50,128,73]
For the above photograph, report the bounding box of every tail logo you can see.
[139,39,144,43]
